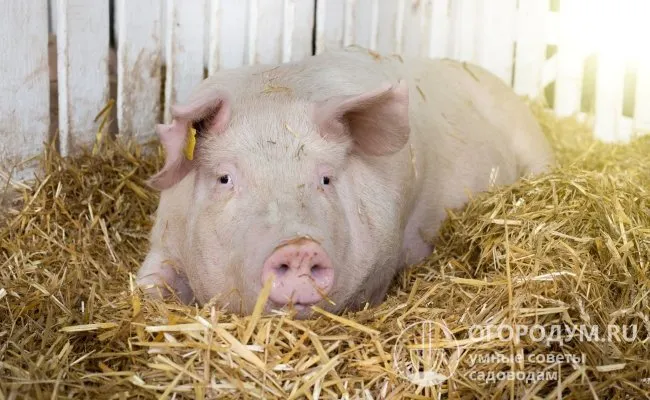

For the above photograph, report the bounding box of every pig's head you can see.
[148,79,409,317]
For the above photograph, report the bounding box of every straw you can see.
[0,103,649,398]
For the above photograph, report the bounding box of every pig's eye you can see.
[320,176,331,186]
[218,174,232,185]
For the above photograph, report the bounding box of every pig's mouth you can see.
[266,299,330,319]
[265,279,336,309]
[263,275,338,318]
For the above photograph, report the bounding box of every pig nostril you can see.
[277,264,290,275]
[310,264,326,279]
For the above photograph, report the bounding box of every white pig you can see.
[136,47,553,318]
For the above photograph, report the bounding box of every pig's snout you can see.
[261,240,334,306]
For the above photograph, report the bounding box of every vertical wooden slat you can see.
[343,0,356,46]
[116,0,162,139]
[553,0,586,117]
[209,0,250,72]
[57,0,109,155]
[447,0,476,62]
[353,0,374,49]
[427,0,450,59]
[401,0,427,57]
[161,0,168,63]
[254,0,283,64]
[315,0,346,53]
[285,0,315,62]
[164,0,206,123]
[207,0,220,75]
[473,0,517,84]
[0,1,50,177]
[314,0,327,53]
[247,0,258,65]
[203,0,211,72]
[634,64,650,134]
[375,0,400,53]
[593,53,627,142]
[513,0,548,97]
[282,0,294,62]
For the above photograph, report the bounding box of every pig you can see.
[136,46,554,318]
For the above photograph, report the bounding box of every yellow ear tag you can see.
[184,125,197,160]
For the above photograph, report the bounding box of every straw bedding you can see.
[1,105,649,399]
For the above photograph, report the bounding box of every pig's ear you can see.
[147,120,195,191]
[313,80,409,156]
[171,93,231,134]
[147,92,231,191]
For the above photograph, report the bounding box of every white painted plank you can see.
[513,0,548,97]
[541,54,558,88]
[314,0,327,53]
[400,0,426,56]
[619,116,634,142]
[634,63,650,134]
[0,1,50,178]
[209,0,250,72]
[447,0,476,62]
[285,0,315,62]
[164,0,206,123]
[253,0,283,64]
[553,0,587,117]
[316,0,346,53]
[203,0,211,71]
[343,0,356,46]
[116,0,162,139]
[473,0,517,84]
[353,0,375,49]
[375,0,400,53]
[593,53,627,142]
[57,0,110,155]
[544,11,559,46]
[427,0,450,59]
[161,0,168,63]
[207,0,220,75]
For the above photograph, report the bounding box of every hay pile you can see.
[1,107,649,399]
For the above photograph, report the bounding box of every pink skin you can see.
[261,239,334,305]
[136,48,554,318]
[138,79,409,317]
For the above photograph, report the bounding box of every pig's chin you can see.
[263,299,338,320]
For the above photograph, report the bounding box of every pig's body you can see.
[137,47,553,316]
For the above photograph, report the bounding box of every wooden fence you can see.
[1,0,648,180]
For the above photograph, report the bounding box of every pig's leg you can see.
[346,261,401,310]
[401,205,441,266]
[136,251,194,304]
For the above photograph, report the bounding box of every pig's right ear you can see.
[147,92,231,191]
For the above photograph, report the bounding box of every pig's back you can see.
[290,48,552,174]
[399,57,553,175]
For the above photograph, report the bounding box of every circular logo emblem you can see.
[393,320,461,387]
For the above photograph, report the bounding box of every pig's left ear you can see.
[313,80,409,156]
[147,92,231,191]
